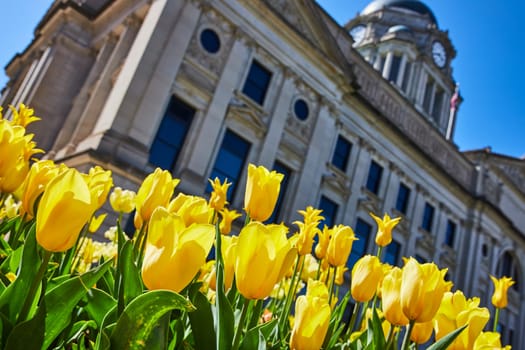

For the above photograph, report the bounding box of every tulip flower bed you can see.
[0,104,514,349]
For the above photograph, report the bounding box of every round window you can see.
[293,99,309,121]
[200,28,221,54]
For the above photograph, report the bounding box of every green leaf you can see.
[188,287,215,350]
[369,308,386,349]
[0,223,38,323]
[426,324,467,350]
[41,259,113,349]
[325,292,351,349]
[117,240,143,314]
[94,305,117,350]
[4,294,45,350]
[83,288,117,328]
[110,290,195,349]
[66,320,98,345]
[240,320,276,350]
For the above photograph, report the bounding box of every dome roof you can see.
[361,0,437,24]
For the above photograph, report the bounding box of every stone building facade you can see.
[1,0,524,346]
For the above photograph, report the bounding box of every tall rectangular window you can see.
[207,130,250,201]
[422,77,434,113]
[332,135,352,172]
[388,54,402,84]
[242,60,272,105]
[347,218,371,269]
[432,88,444,122]
[395,183,411,214]
[318,196,338,228]
[444,220,456,247]
[401,61,412,92]
[267,161,292,223]
[149,96,194,170]
[421,202,435,232]
[366,160,383,194]
[384,240,401,266]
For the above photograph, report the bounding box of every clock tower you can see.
[345,0,459,139]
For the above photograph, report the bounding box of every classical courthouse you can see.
[1,0,524,346]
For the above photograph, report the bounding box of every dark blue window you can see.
[242,60,272,105]
[444,220,456,247]
[332,136,352,172]
[207,130,250,201]
[149,96,194,170]
[384,240,401,266]
[366,160,383,194]
[347,218,371,269]
[318,195,338,228]
[395,182,410,214]
[421,202,435,232]
[267,161,291,223]
[293,99,309,120]
[200,29,221,53]
[415,254,427,263]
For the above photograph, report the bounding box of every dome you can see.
[361,0,437,24]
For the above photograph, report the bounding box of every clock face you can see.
[432,41,447,68]
[350,25,366,46]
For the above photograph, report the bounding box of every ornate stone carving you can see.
[186,8,234,76]
[265,0,317,45]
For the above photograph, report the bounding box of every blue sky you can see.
[1,1,524,158]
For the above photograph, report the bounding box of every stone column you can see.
[289,99,336,219]
[256,69,296,167]
[382,51,394,79]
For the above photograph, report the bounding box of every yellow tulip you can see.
[294,221,320,256]
[16,160,64,219]
[208,177,231,211]
[474,332,511,350]
[334,265,348,286]
[314,225,331,260]
[88,213,107,233]
[381,266,409,326]
[351,255,383,302]
[490,275,515,308]
[109,187,136,213]
[168,193,213,226]
[326,224,357,267]
[411,320,434,344]
[235,221,296,299]
[135,168,179,225]
[400,257,451,323]
[9,103,40,127]
[36,169,94,252]
[370,212,401,247]
[0,195,20,220]
[434,291,490,349]
[244,164,284,222]
[83,166,113,210]
[290,279,331,350]
[219,208,241,235]
[142,207,214,292]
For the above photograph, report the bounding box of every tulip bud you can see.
[142,207,214,292]
[235,221,295,299]
[244,164,284,222]
[290,279,331,350]
[36,169,94,252]
[490,275,515,309]
[109,187,136,213]
[370,212,401,247]
[351,255,383,302]
[326,225,357,267]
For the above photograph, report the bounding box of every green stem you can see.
[328,266,337,306]
[401,320,415,350]
[493,307,500,332]
[386,325,396,350]
[377,246,383,260]
[214,215,225,350]
[232,298,251,350]
[278,254,303,336]
[17,250,52,323]
[345,302,360,339]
